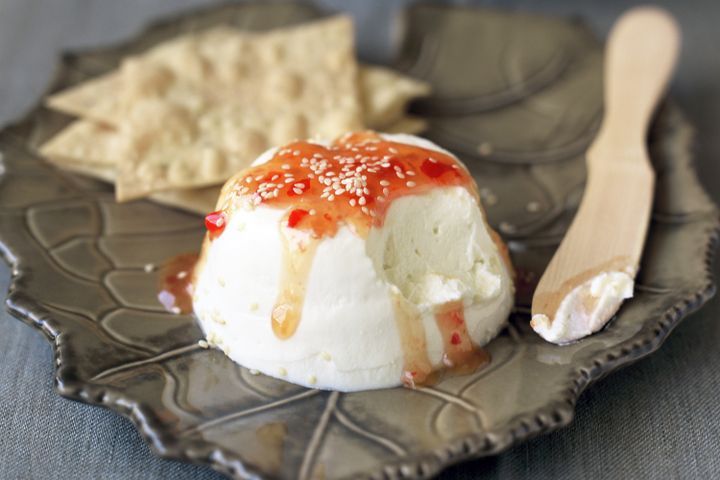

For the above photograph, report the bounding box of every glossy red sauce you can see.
[218,131,474,239]
[204,211,226,239]
[433,302,491,376]
[397,299,491,389]
[158,253,198,314]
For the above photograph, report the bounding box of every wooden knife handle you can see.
[591,7,680,161]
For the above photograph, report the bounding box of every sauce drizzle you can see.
[433,301,490,376]
[391,292,434,388]
[271,229,319,339]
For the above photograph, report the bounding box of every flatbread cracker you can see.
[359,65,430,129]
[46,64,431,132]
[150,185,220,214]
[41,18,431,204]
[38,120,120,166]
[382,116,428,135]
[108,16,362,200]
[43,153,116,182]
[46,73,119,123]
[43,149,218,215]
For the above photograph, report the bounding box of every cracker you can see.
[39,120,221,214]
[46,73,119,123]
[43,153,116,182]
[109,16,362,200]
[43,148,219,215]
[47,64,431,132]
[38,120,120,166]
[151,185,221,214]
[43,18,430,202]
[382,116,428,135]
[359,65,430,129]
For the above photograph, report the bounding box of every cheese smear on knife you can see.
[191,132,514,391]
[530,271,634,344]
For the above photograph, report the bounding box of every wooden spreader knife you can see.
[531,7,680,344]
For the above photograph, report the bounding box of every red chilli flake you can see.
[287,209,310,228]
[204,211,226,239]
[450,332,462,345]
[420,158,457,179]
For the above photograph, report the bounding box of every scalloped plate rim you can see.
[1,4,719,480]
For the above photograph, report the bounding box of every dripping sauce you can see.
[397,299,491,389]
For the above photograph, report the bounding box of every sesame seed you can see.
[292,188,303,195]
[281,164,290,170]
[309,209,317,215]
[406,181,416,187]
[249,369,260,375]
[143,263,155,273]
[349,199,357,206]
[198,340,209,349]
[359,196,367,205]
[380,180,390,187]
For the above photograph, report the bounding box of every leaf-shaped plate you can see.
[0,3,717,479]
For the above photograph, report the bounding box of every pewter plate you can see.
[0,3,717,480]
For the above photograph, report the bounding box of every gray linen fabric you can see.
[1,0,719,479]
